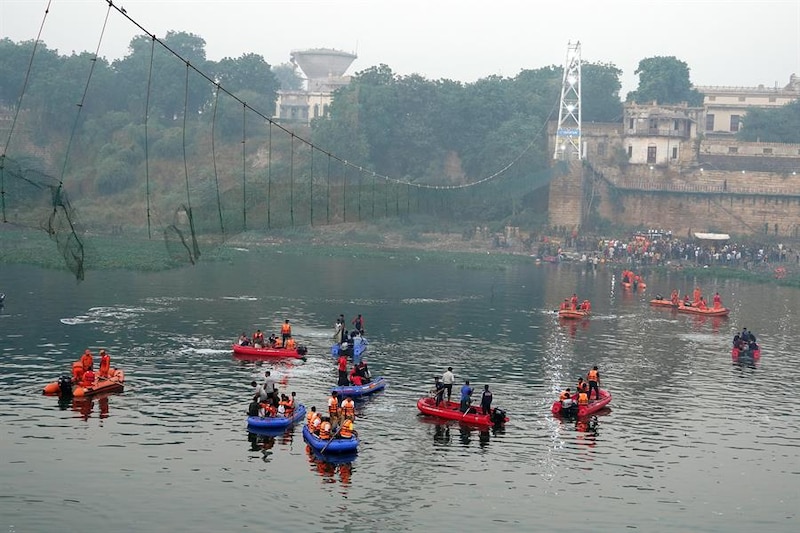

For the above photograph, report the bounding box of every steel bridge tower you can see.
[553,41,582,160]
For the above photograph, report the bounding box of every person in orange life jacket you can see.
[280,319,292,345]
[712,292,722,309]
[480,384,493,415]
[576,377,589,395]
[285,392,296,417]
[318,417,333,440]
[559,388,572,401]
[670,289,679,305]
[278,394,292,417]
[338,417,354,439]
[560,299,569,311]
[307,406,320,430]
[81,368,96,387]
[81,349,94,371]
[581,300,591,311]
[697,297,708,310]
[252,329,265,348]
[285,337,297,350]
[273,335,283,348]
[72,361,85,383]
[693,286,702,304]
[328,391,340,427]
[98,349,110,378]
[340,396,355,420]
[587,366,600,401]
[337,354,349,385]
[570,294,578,310]
[577,390,589,406]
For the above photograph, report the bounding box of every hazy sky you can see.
[2,0,799,96]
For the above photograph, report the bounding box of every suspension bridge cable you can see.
[143,35,155,238]
[210,84,225,235]
[241,101,247,230]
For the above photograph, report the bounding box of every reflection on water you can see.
[1,257,799,532]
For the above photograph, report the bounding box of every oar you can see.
[320,423,343,453]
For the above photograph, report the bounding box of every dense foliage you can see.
[737,100,800,143]
[626,56,704,106]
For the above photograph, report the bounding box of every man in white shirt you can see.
[441,367,455,402]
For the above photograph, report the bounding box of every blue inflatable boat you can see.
[247,404,306,429]
[331,376,387,398]
[302,425,359,454]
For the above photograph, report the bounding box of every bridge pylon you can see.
[553,41,582,161]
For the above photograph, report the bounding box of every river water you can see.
[0,252,797,532]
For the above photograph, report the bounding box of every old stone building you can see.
[548,74,800,238]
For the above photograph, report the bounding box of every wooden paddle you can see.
[320,423,343,453]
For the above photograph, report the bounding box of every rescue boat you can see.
[232,344,307,361]
[42,369,125,398]
[416,396,508,427]
[676,305,729,317]
[331,376,387,398]
[302,425,359,453]
[551,388,612,418]
[649,298,679,308]
[558,309,590,319]
[247,404,307,429]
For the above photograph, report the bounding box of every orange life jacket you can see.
[99,354,110,377]
[341,399,355,419]
[587,369,599,382]
[81,370,95,387]
[72,362,84,381]
[328,396,339,415]
[577,381,589,393]
[559,390,570,401]
[339,419,354,438]
[273,338,283,348]
[285,398,294,416]
[307,411,319,426]
[577,392,589,405]
[81,353,93,371]
[285,338,296,349]
[281,323,291,335]
[319,421,332,440]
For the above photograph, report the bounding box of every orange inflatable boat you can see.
[43,368,125,397]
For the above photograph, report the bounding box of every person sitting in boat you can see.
[683,294,692,307]
[306,406,320,430]
[278,394,292,417]
[238,332,250,346]
[98,349,110,378]
[561,395,578,417]
[577,390,589,406]
[580,300,591,312]
[357,360,371,381]
[558,388,572,401]
[460,380,474,413]
[732,333,741,347]
[570,294,579,310]
[285,337,297,350]
[268,333,277,347]
[318,417,333,440]
[273,336,283,348]
[285,392,296,417]
[696,297,708,310]
[81,368,96,388]
[350,372,364,387]
[252,330,265,348]
[559,299,569,311]
[338,417,355,439]
[341,396,355,420]
[81,349,94,371]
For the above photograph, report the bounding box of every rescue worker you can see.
[72,361,85,384]
[98,349,110,378]
[306,406,320,428]
[340,396,355,420]
[318,417,332,440]
[576,377,589,395]
[337,354,349,385]
[670,289,680,306]
[285,337,297,350]
[81,368,96,388]
[713,292,722,309]
[285,392,295,417]
[577,390,589,406]
[559,388,572,401]
[338,417,354,439]
[587,366,600,401]
[280,319,292,346]
[252,329,265,348]
[80,349,94,371]
[327,391,340,427]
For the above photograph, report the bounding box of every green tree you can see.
[213,53,279,107]
[737,100,800,143]
[272,62,304,91]
[582,62,623,122]
[627,56,703,106]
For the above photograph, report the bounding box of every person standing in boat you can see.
[587,366,600,401]
[351,314,365,335]
[480,384,493,415]
[333,316,344,345]
[280,320,292,346]
[442,367,455,402]
[81,349,94,371]
[328,391,341,428]
[576,377,589,396]
[432,376,445,406]
[262,371,278,404]
[670,289,680,306]
[712,292,723,309]
[460,380,474,413]
[337,353,349,385]
[340,396,355,421]
[98,349,111,378]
